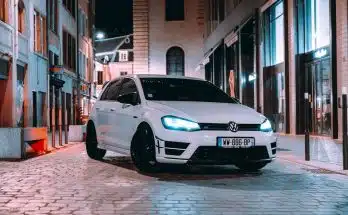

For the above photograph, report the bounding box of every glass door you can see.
[306,58,331,136]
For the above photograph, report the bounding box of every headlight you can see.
[161,116,200,132]
[260,119,273,132]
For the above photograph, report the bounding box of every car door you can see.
[113,78,142,151]
[102,79,124,147]
[94,83,112,145]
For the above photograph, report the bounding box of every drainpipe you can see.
[76,0,81,125]
[46,0,50,131]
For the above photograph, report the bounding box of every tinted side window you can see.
[106,79,123,100]
[100,83,112,100]
[118,78,138,96]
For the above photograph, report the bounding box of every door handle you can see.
[96,107,100,110]
[110,108,115,112]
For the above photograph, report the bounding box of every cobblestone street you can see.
[1,143,348,215]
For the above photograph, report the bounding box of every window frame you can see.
[166,46,185,76]
[0,0,9,23]
[18,1,25,33]
[119,51,128,62]
[63,29,76,71]
[33,10,47,57]
[63,0,76,18]
[48,0,58,33]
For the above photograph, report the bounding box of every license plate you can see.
[217,137,255,148]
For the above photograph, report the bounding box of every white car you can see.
[86,75,277,172]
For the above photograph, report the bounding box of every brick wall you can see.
[148,0,205,78]
[133,0,149,74]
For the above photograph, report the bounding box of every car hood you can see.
[146,101,266,124]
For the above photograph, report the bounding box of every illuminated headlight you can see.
[161,116,200,132]
[260,119,273,132]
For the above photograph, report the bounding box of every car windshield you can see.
[140,78,239,103]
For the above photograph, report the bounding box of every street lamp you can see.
[96,31,105,40]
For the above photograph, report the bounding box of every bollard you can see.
[304,92,310,161]
[65,111,68,145]
[342,87,348,170]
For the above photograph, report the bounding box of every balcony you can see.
[18,33,29,61]
[0,21,13,55]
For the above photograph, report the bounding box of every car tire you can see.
[86,121,106,160]
[131,124,160,173]
[235,162,268,172]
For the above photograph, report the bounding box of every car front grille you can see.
[188,146,270,164]
[199,123,260,131]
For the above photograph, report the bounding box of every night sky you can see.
[95,0,133,38]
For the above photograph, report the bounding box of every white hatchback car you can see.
[87,75,277,172]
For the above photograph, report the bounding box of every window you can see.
[48,0,58,33]
[63,30,76,70]
[0,0,9,23]
[120,72,127,76]
[166,47,185,76]
[118,78,137,96]
[0,58,9,79]
[140,78,239,103]
[18,1,25,33]
[34,10,47,56]
[101,79,123,100]
[79,9,88,37]
[63,0,75,18]
[206,0,226,37]
[263,1,284,66]
[165,0,184,21]
[97,71,103,85]
[48,50,59,66]
[296,0,330,54]
[119,51,128,62]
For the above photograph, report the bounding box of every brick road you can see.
[1,144,348,215]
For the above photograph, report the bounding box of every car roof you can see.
[108,74,205,83]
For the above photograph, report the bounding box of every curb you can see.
[278,153,348,176]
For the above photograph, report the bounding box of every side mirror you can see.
[117,92,139,106]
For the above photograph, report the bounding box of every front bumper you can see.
[154,130,277,165]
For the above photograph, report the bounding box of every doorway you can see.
[305,58,331,136]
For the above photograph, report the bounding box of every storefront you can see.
[224,31,240,99]
[295,0,336,137]
[261,0,285,132]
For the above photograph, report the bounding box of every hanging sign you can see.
[224,31,238,47]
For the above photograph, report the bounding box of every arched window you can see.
[166,46,185,76]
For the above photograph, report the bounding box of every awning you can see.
[197,41,222,68]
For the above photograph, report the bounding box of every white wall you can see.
[108,62,133,80]
[148,0,204,79]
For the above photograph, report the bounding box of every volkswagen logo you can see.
[228,121,238,132]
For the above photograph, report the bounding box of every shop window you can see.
[63,30,76,71]
[16,64,25,127]
[34,10,47,56]
[263,0,284,66]
[166,47,185,76]
[48,0,58,33]
[18,1,25,33]
[0,0,9,23]
[296,0,330,54]
[165,0,184,21]
[33,91,46,127]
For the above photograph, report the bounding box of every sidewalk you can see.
[276,133,348,175]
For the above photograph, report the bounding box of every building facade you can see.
[0,0,95,158]
[202,0,347,140]
[48,0,96,129]
[95,34,134,83]
[133,0,205,78]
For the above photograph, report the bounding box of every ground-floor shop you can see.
[203,0,341,140]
